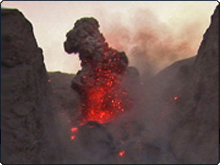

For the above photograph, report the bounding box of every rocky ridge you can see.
[1,8,57,164]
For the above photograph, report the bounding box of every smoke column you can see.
[64,17,137,124]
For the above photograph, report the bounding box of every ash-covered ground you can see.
[1,5,219,164]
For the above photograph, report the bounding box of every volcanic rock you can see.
[169,5,219,164]
[147,5,219,164]
[48,72,81,121]
[76,121,116,163]
[1,8,57,164]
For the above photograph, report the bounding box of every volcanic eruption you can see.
[1,3,218,164]
[64,17,137,125]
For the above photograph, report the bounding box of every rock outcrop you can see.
[141,5,218,164]
[169,5,219,164]
[148,5,219,164]
[1,8,56,164]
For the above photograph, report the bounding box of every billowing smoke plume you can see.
[64,17,138,124]
[101,8,204,79]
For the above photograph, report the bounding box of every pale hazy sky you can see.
[2,1,218,74]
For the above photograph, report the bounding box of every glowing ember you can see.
[81,82,129,124]
[119,150,125,157]
[70,135,76,140]
[71,127,78,132]
[173,96,178,100]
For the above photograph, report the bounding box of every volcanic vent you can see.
[64,17,137,125]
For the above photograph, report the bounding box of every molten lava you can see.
[70,135,76,140]
[81,68,129,124]
[173,96,178,101]
[119,150,125,157]
[71,127,78,132]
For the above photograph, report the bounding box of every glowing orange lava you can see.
[70,135,76,140]
[80,55,130,124]
[173,96,178,100]
[81,83,129,124]
[119,150,125,157]
[71,127,78,132]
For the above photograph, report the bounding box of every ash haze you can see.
[2,1,218,74]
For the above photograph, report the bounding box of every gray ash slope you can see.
[1,5,219,164]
